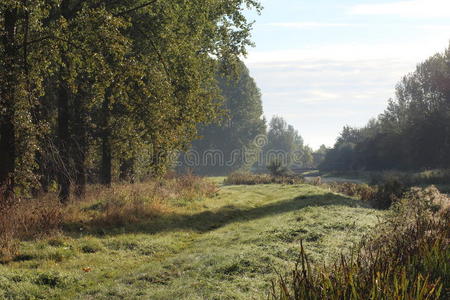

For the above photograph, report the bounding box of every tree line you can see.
[321,45,450,172]
[179,66,320,176]
[178,61,266,175]
[0,0,261,203]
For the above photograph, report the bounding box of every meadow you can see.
[0,179,382,299]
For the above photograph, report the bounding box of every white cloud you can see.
[245,40,448,64]
[419,25,450,31]
[243,38,450,148]
[307,90,340,100]
[350,0,450,18]
[265,22,356,29]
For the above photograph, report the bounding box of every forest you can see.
[0,0,262,203]
[0,1,449,299]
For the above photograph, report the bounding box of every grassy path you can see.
[1,183,382,299]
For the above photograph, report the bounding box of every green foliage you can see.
[369,178,407,209]
[312,145,328,168]
[327,182,377,202]
[258,116,313,172]
[179,60,266,175]
[267,159,289,177]
[0,0,262,201]
[327,179,407,210]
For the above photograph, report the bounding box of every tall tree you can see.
[180,61,266,175]
[1,0,262,202]
[260,116,311,170]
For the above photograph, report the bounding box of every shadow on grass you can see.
[64,193,367,237]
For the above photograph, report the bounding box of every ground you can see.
[0,182,382,299]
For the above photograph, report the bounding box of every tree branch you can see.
[114,0,158,17]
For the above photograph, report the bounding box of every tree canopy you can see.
[259,116,313,171]
[0,0,261,202]
[178,60,266,175]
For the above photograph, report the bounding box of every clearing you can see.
[1,182,382,299]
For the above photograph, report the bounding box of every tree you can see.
[179,61,266,175]
[261,116,311,171]
[0,0,262,203]
[0,1,53,201]
[313,145,328,168]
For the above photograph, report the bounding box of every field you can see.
[0,181,382,299]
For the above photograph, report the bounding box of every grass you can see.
[0,182,382,299]
[270,185,450,299]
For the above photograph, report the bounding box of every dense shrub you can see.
[369,170,450,186]
[327,182,376,202]
[372,179,406,209]
[225,172,305,185]
[267,160,289,177]
[270,186,450,300]
[327,179,407,209]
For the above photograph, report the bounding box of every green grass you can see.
[0,184,382,299]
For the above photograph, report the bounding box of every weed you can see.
[270,186,450,300]
[0,198,63,263]
[327,179,407,209]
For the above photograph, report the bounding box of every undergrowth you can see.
[270,185,450,300]
[224,172,305,185]
[327,179,407,209]
[0,174,217,263]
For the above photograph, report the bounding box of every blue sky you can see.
[243,0,450,149]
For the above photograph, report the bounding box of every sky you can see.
[243,0,450,149]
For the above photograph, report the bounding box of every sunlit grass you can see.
[0,183,382,299]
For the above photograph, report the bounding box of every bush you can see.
[328,182,377,202]
[225,172,305,185]
[327,179,406,209]
[369,170,450,186]
[270,186,450,300]
[369,178,407,209]
[267,160,289,177]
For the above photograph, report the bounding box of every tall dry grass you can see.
[0,196,63,262]
[65,173,218,228]
[225,172,305,185]
[326,178,408,209]
[270,186,450,300]
[0,174,217,262]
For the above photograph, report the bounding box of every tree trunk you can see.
[73,94,88,198]
[120,158,135,183]
[57,80,71,203]
[37,151,51,194]
[73,131,87,198]
[100,89,112,187]
[0,9,18,201]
